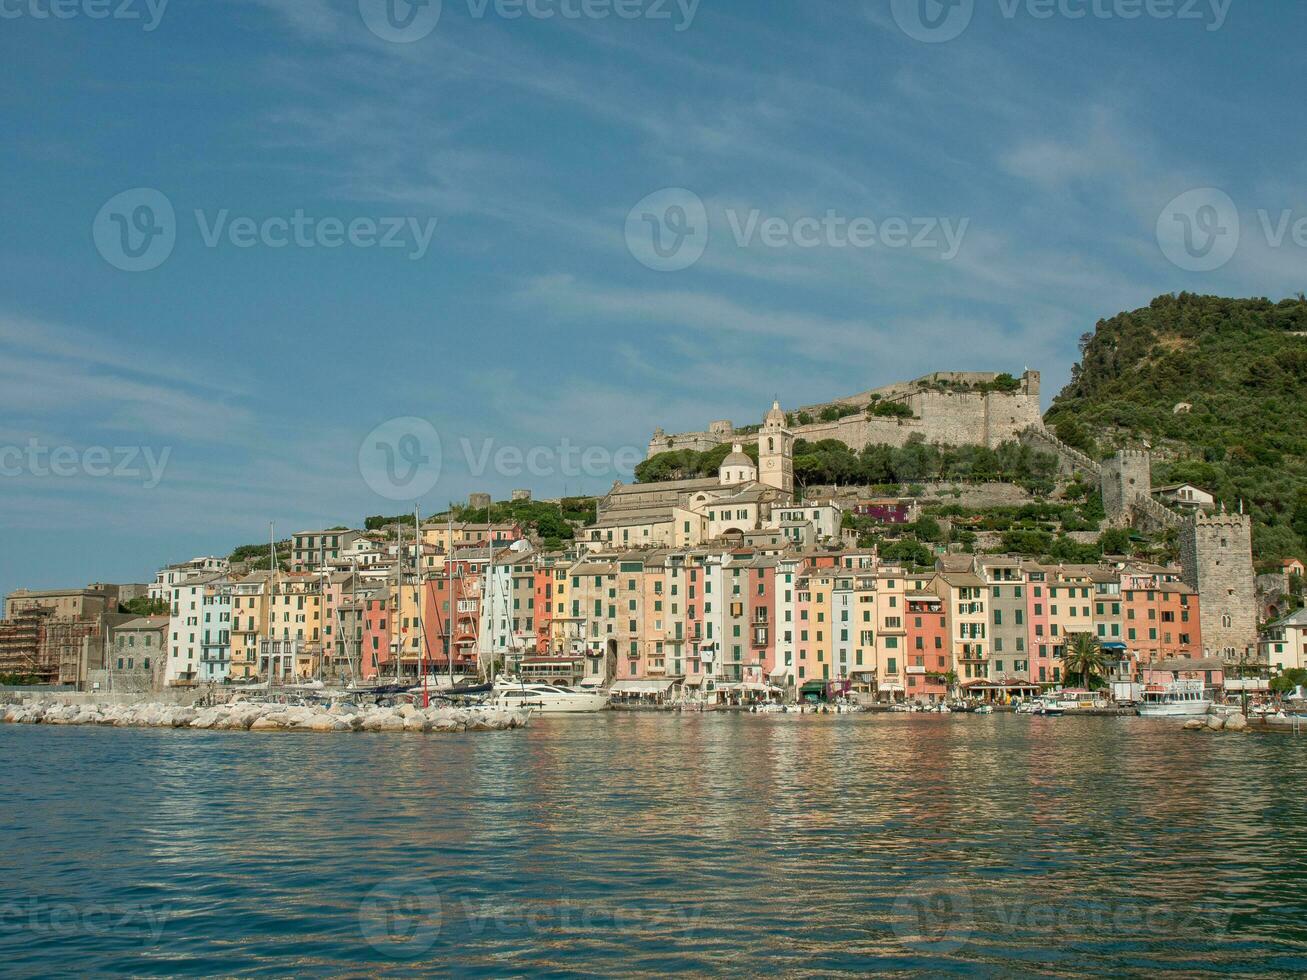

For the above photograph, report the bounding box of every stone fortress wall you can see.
[648,371,1044,458]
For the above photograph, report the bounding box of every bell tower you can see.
[759,400,794,500]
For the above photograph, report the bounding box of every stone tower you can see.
[759,401,794,500]
[1101,450,1152,523]
[1179,512,1258,663]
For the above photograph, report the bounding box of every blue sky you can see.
[2,0,1305,598]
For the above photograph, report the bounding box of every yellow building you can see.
[229,572,272,680]
[931,572,990,686]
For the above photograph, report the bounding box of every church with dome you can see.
[586,402,829,551]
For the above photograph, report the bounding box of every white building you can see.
[768,504,843,543]
[1152,483,1216,511]
[149,556,229,601]
[166,573,228,686]
[1260,608,1307,673]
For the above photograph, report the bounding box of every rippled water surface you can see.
[2,714,1306,976]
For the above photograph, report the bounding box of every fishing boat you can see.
[490,681,609,714]
[1137,680,1213,718]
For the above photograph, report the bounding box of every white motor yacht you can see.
[1137,680,1213,718]
[491,682,609,714]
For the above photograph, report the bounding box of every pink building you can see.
[1025,567,1060,686]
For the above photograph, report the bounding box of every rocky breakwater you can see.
[1182,712,1249,732]
[0,699,530,734]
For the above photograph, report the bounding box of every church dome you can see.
[719,442,757,486]
[722,446,753,469]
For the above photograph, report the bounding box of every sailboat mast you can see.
[447,510,455,686]
[395,523,403,683]
[416,505,427,707]
[265,521,275,690]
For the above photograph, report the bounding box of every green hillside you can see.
[1045,293,1307,562]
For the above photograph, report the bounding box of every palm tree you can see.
[1059,633,1107,689]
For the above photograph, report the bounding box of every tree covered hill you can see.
[1045,293,1307,561]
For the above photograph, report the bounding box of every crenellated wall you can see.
[648,371,1043,457]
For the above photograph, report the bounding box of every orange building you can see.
[1123,581,1201,663]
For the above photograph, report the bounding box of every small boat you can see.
[1137,680,1214,718]
[974,704,994,715]
[490,682,609,714]
[1031,696,1065,716]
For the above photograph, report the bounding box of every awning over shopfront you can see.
[684,675,707,687]
[610,679,675,695]
[768,665,792,681]
[578,675,606,688]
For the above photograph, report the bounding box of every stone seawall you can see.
[1,698,531,734]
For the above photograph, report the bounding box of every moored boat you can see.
[1137,680,1213,718]
[490,681,609,714]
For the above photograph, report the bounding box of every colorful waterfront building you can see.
[905,587,949,702]
[930,571,989,691]
[229,572,272,681]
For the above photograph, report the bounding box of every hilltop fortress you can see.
[648,370,1044,458]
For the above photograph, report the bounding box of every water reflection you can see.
[1,716,1305,975]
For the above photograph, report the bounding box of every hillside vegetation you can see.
[1045,293,1307,561]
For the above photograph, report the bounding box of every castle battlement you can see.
[648,370,1043,458]
[1187,513,1252,529]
